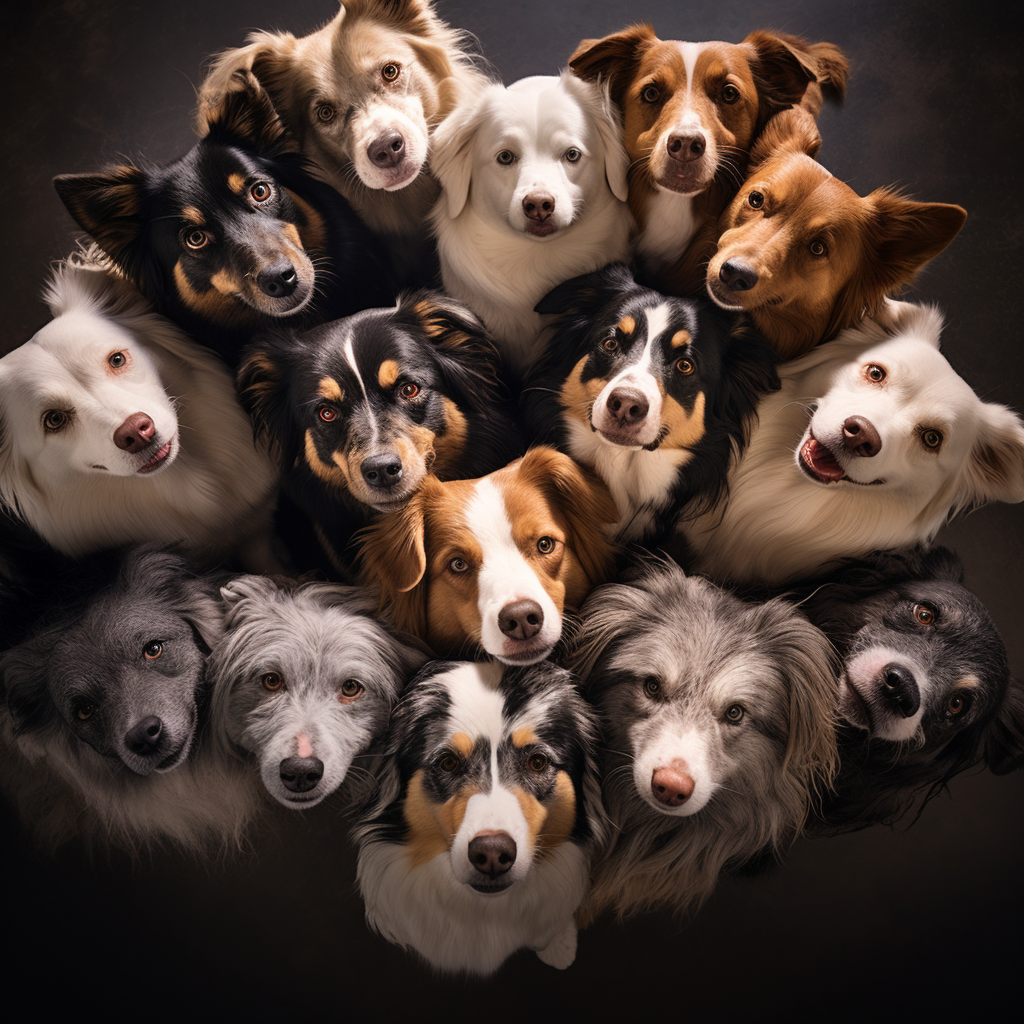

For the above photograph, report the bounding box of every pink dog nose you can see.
[652,762,695,807]
[842,415,882,457]
[114,412,156,452]
[522,191,555,222]
[667,131,706,163]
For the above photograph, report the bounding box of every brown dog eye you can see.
[913,604,936,626]
[537,536,556,554]
[399,383,420,399]
[184,229,209,250]
[528,753,548,772]
[747,191,764,209]
[339,680,365,702]
[947,693,969,716]
[721,83,740,104]
[143,641,163,660]
[676,358,694,374]
[317,404,338,423]
[381,62,401,82]
[108,351,127,369]
[602,338,618,352]
[316,104,335,123]
[43,410,70,432]
[77,704,95,720]
[640,83,661,103]
[250,181,272,202]
[810,239,828,257]
[921,429,943,450]
[261,672,285,692]
[865,364,886,383]
[439,753,460,772]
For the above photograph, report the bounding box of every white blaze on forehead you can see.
[675,42,706,129]
[443,662,507,745]
[342,329,368,401]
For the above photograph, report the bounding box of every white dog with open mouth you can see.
[429,71,632,378]
[0,255,279,569]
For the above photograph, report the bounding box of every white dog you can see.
[681,301,1024,585]
[0,255,279,569]
[429,71,633,378]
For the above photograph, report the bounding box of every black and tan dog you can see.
[523,262,778,544]
[53,72,397,368]
[237,291,524,575]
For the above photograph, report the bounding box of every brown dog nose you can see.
[842,416,882,457]
[667,131,706,163]
[498,600,544,641]
[113,412,156,452]
[607,386,650,427]
[651,763,695,807]
[522,191,555,222]
[368,130,405,169]
[468,831,517,877]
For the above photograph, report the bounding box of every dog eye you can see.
[76,704,96,721]
[721,83,740,104]
[602,338,618,352]
[183,229,209,250]
[725,704,745,723]
[317,404,338,423]
[143,641,163,660]
[946,692,970,717]
[747,191,765,210]
[864,364,887,383]
[920,428,943,451]
[913,604,937,626]
[108,351,128,369]
[399,382,420,399]
[564,147,582,163]
[381,62,401,82]
[643,677,661,697]
[496,150,516,165]
[249,181,273,202]
[439,752,460,772]
[527,753,549,772]
[339,680,365,702]
[676,357,694,374]
[536,536,557,554]
[809,239,828,257]
[640,83,661,104]
[42,409,70,432]
[316,104,336,124]
[448,556,471,574]
[261,672,285,692]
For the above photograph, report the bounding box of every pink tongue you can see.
[802,437,845,481]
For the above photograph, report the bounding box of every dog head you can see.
[0,547,224,777]
[208,574,428,809]
[570,25,847,200]
[705,108,968,358]
[430,70,629,236]
[238,291,507,513]
[358,446,619,663]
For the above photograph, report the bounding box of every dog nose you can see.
[719,258,759,292]
[607,386,650,427]
[468,831,517,878]
[368,130,406,168]
[360,453,404,490]
[279,756,325,793]
[522,191,555,222]
[879,663,921,718]
[666,131,706,163]
[113,412,156,452]
[498,600,544,641]
[842,416,882,457]
[256,261,298,298]
[651,763,695,807]
[124,716,164,755]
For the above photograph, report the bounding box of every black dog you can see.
[53,71,397,367]
[798,545,1024,831]
[237,291,524,576]
[523,262,778,545]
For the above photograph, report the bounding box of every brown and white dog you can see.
[705,108,968,360]
[357,446,619,664]
[569,24,847,295]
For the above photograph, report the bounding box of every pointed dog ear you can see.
[569,24,655,108]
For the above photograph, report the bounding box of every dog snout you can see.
[368,130,406,169]
[718,258,759,293]
[468,830,517,878]
[522,191,555,223]
[279,756,325,793]
[113,412,156,453]
[842,416,882,458]
[651,762,695,807]
[124,715,163,755]
[256,261,299,299]
[607,386,650,428]
[879,663,921,718]
[666,131,706,164]
[360,452,404,491]
[498,600,544,641]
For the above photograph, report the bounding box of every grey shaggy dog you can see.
[208,575,430,810]
[567,558,839,923]
[0,546,257,854]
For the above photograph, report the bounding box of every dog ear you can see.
[430,91,491,219]
[569,24,655,108]
[0,634,56,735]
[748,107,822,170]
[560,72,630,203]
[716,320,781,437]
[744,31,848,115]
[236,329,306,463]
[567,576,652,685]
[204,70,299,156]
[984,677,1024,775]
[534,262,638,317]
[956,402,1024,508]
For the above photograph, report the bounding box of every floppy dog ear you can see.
[0,633,56,735]
[569,24,655,108]
[956,402,1024,508]
[984,678,1024,775]
[744,31,848,115]
[430,91,491,219]
[715,320,781,438]
[534,262,638,317]
[204,70,299,156]
[236,329,307,463]
[560,72,630,203]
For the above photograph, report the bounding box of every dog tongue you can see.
[801,437,846,482]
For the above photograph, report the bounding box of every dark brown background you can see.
[3,1,1021,1012]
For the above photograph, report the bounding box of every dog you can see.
[679,300,1024,587]
[196,0,487,285]
[357,445,619,664]
[352,658,606,974]
[207,574,429,811]
[567,556,838,922]
[0,546,257,853]
[237,290,524,575]
[54,71,396,368]
[705,107,968,359]
[569,25,847,295]
[524,262,779,543]
[0,254,279,569]
[428,71,632,380]
[795,545,1024,832]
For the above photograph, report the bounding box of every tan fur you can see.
[403,769,478,867]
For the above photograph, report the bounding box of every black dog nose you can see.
[879,663,921,718]
[522,191,555,222]
[361,453,404,490]
[719,258,759,292]
[498,600,544,641]
[607,386,650,427]
[279,757,324,793]
[368,130,406,168]
[125,716,163,755]
[468,831,517,877]
[667,131,706,163]
[257,262,298,298]
[842,416,882,457]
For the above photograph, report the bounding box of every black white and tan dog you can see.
[524,262,779,543]
[796,545,1024,831]
[54,71,396,368]
[352,659,606,974]
[568,556,838,922]
[237,290,523,574]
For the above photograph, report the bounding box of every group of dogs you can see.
[2,0,1023,977]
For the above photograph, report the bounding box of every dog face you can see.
[209,576,428,809]
[430,72,629,237]
[359,446,619,664]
